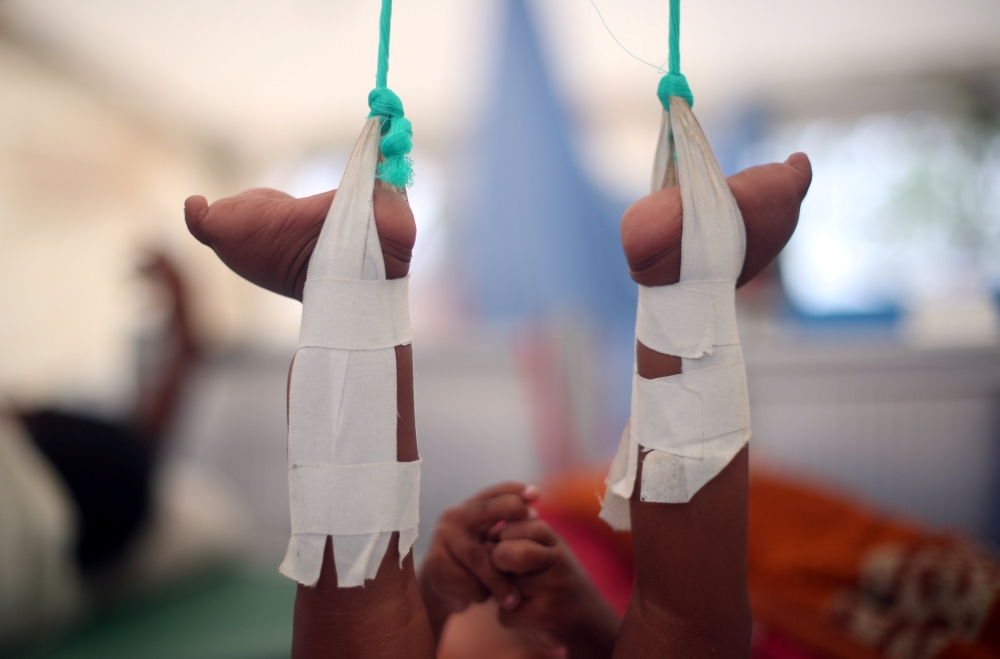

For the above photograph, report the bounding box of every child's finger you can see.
[425,556,491,612]
[496,519,559,546]
[455,492,534,534]
[491,538,558,575]
[471,481,540,503]
[449,536,522,609]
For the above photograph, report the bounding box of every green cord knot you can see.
[367,87,414,189]
[658,0,693,111]
[657,72,693,110]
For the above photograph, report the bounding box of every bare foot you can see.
[184,186,416,298]
[620,153,812,289]
[623,152,812,392]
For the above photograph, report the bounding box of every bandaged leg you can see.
[601,97,751,529]
[279,117,420,588]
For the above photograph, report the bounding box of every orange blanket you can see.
[748,473,1000,659]
[537,470,1000,659]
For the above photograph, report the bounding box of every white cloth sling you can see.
[600,97,750,530]
[279,117,419,587]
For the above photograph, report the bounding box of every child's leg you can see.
[293,533,433,659]
[613,155,812,659]
[291,347,433,659]
[289,188,435,659]
[186,187,435,659]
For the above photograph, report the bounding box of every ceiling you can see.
[2,0,998,159]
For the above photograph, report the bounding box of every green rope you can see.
[367,0,413,188]
[668,0,681,75]
[375,0,391,89]
[657,0,693,110]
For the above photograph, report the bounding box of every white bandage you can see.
[279,117,419,587]
[600,98,751,530]
[299,278,411,351]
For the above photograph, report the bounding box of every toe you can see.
[183,195,210,245]
[785,152,813,184]
[733,153,812,286]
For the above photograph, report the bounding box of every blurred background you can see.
[1,0,999,657]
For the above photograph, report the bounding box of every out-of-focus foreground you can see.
[1,1,1000,658]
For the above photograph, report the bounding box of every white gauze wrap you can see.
[278,117,420,587]
[599,98,750,530]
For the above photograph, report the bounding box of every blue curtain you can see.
[457,0,635,330]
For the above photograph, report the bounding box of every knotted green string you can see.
[657,0,693,110]
[367,0,413,188]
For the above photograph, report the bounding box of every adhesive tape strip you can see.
[333,531,393,585]
[636,284,714,358]
[638,428,749,504]
[605,420,637,501]
[636,279,738,358]
[300,277,412,350]
[682,280,738,346]
[598,421,635,532]
[289,460,421,536]
[287,347,398,467]
[629,373,702,458]
[679,360,750,439]
[630,359,750,459]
